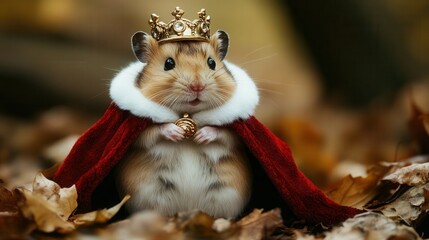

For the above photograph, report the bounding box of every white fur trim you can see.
[109,61,259,125]
[109,62,179,123]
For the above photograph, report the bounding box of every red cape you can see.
[54,103,360,224]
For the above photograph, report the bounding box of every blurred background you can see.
[1,0,429,187]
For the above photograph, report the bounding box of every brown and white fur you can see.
[113,31,259,219]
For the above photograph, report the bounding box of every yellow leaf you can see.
[18,173,77,233]
[326,165,390,208]
[20,188,75,233]
[71,195,130,226]
[237,208,283,240]
[31,172,77,220]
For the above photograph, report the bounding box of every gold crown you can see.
[149,7,211,42]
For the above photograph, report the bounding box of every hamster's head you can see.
[131,30,235,114]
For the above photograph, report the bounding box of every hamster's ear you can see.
[131,31,158,63]
[210,30,229,60]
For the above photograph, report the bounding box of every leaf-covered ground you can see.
[1,100,429,239]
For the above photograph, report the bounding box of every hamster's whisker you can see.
[257,87,288,96]
[103,67,122,73]
[206,66,226,78]
[145,87,172,96]
[158,94,176,107]
[211,71,229,79]
[208,71,230,82]
[89,88,109,101]
[162,92,181,109]
[211,92,228,106]
[239,53,278,66]
[216,88,232,96]
[212,82,236,87]
[207,95,221,108]
[168,95,181,108]
[238,45,273,61]
[253,78,302,86]
[172,69,188,80]
[174,81,189,89]
[210,98,221,108]
[146,88,175,101]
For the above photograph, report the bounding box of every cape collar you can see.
[109,61,259,126]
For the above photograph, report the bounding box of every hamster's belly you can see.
[116,141,251,219]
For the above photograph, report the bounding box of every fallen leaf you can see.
[326,165,390,208]
[237,208,283,240]
[31,172,77,221]
[375,183,429,225]
[0,185,34,237]
[181,211,230,239]
[236,208,264,225]
[0,184,20,213]
[324,212,420,240]
[71,195,130,226]
[20,188,75,233]
[17,173,129,233]
[18,173,77,233]
[383,162,429,186]
[98,209,283,240]
[101,211,179,240]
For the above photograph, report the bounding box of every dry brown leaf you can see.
[71,195,130,226]
[375,183,429,225]
[323,212,420,240]
[98,209,283,240]
[19,173,77,233]
[0,185,34,237]
[236,208,264,225]
[376,162,429,225]
[383,162,429,186]
[236,208,283,240]
[326,165,390,208]
[17,173,129,233]
[101,211,179,240]
[31,172,78,220]
[20,188,76,233]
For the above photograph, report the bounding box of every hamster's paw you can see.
[194,126,219,144]
[159,123,185,142]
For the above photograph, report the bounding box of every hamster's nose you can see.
[189,81,205,93]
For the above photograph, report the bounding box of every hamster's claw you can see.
[159,123,185,142]
[194,126,219,144]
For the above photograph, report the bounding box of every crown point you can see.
[149,14,158,26]
[198,9,206,18]
[172,7,185,20]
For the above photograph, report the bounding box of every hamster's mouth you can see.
[189,99,202,106]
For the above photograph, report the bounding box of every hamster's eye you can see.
[164,57,175,71]
[207,57,216,70]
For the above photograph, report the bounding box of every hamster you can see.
[115,30,252,219]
